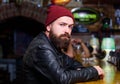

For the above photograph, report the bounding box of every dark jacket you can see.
[23,32,100,84]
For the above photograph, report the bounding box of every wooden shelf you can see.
[71,32,91,35]
[83,0,120,4]
[101,29,120,32]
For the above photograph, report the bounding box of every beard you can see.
[49,31,71,50]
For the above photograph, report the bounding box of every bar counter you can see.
[76,58,120,84]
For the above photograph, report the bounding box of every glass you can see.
[73,43,82,62]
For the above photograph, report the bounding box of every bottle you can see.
[114,9,120,29]
[72,42,82,62]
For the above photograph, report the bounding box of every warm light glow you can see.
[51,0,71,6]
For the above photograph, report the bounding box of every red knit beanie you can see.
[45,5,74,27]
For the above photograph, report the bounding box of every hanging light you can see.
[51,0,71,6]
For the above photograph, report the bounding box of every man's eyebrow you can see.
[60,22,74,25]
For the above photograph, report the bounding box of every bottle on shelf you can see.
[114,8,120,29]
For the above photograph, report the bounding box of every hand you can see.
[62,39,75,58]
[71,38,83,45]
[71,38,90,58]
[93,66,104,79]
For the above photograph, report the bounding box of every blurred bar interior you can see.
[0,0,120,84]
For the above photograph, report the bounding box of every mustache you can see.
[60,33,70,38]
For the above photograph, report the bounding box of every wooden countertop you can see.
[76,58,120,84]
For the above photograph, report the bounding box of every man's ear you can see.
[46,25,51,32]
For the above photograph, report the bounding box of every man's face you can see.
[49,29,70,49]
[47,16,74,49]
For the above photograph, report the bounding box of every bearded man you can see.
[23,5,104,84]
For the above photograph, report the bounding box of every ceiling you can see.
[83,0,120,5]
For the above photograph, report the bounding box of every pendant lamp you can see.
[51,0,71,6]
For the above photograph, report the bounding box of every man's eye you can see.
[69,25,74,29]
[60,23,66,26]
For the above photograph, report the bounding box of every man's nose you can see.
[65,26,71,33]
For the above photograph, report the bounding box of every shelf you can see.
[71,32,91,36]
[101,29,120,32]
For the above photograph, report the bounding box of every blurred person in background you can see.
[62,38,91,61]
